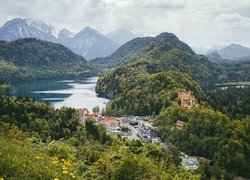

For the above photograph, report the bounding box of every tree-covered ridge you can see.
[128,48,221,89]
[0,95,80,140]
[0,95,199,179]
[93,32,249,90]
[97,70,203,116]
[218,61,250,82]
[91,32,195,68]
[92,32,225,89]
[155,105,250,179]
[206,87,250,119]
[0,38,96,81]
[91,37,154,68]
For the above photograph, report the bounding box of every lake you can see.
[11,77,109,111]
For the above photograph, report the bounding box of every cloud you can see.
[0,0,250,48]
[136,0,185,10]
[214,13,250,30]
[215,13,248,23]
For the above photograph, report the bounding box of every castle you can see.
[178,91,196,109]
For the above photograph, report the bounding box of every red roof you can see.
[100,117,118,126]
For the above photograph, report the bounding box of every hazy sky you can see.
[0,0,250,48]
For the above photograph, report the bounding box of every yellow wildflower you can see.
[70,172,74,176]
[62,165,68,170]
[64,161,72,167]
[62,170,68,174]
[54,177,59,180]
[52,160,58,164]
[51,156,58,161]
[0,177,4,180]
[35,156,40,160]
[63,160,67,165]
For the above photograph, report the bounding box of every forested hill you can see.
[90,32,195,68]
[90,36,154,68]
[0,38,95,81]
[95,32,250,116]
[94,32,223,89]
[97,71,204,116]
[219,60,250,82]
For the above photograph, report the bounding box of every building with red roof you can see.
[100,117,120,132]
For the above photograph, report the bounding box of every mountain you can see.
[206,45,225,54]
[0,18,57,42]
[95,32,223,100]
[0,18,120,60]
[0,38,94,81]
[91,33,197,68]
[106,29,136,45]
[206,50,222,63]
[91,36,153,68]
[57,28,74,45]
[217,44,250,60]
[66,27,119,60]
[95,32,250,105]
[91,32,204,68]
[95,32,212,116]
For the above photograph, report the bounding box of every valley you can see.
[0,17,249,180]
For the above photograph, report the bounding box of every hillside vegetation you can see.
[206,87,250,119]
[0,95,199,179]
[156,105,250,179]
[0,38,95,81]
[97,70,203,116]
[218,61,250,82]
[93,33,250,90]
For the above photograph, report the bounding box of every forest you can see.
[97,70,203,116]
[0,95,200,179]
[206,87,250,119]
[155,105,250,179]
[0,38,97,81]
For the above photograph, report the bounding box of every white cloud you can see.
[214,13,250,29]
[135,0,185,9]
[0,0,250,48]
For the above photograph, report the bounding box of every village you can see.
[78,91,202,171]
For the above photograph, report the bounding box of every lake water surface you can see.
[11,77,109,110]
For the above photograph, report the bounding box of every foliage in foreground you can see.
[156,106,250,179]
[0,95,198,179]
[0,123,78,179]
